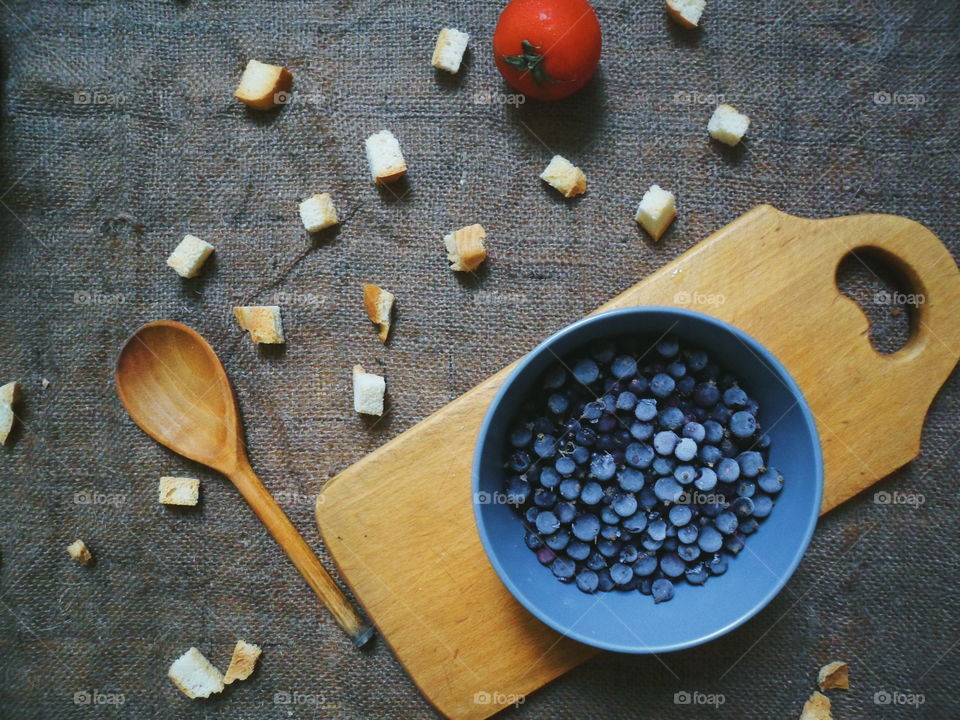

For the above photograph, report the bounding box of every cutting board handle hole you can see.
[835,247,920,355]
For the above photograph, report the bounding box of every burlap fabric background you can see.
[1,0,957,718]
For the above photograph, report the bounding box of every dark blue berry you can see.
[725,532,746,554]
[546,393,569,415]
[703,420,724,443]
[597,539,621,558]
[752,493,774,518]
[571,513,600,541]
[618,545,639,564]
[622,511,648,533]
[509,450,531,472]
[674,437,698,462]
[554,501,577,524]
[581,400,604,420]
[611,355,638,379]
[739,517,760,535]
[600,506,620,525]
[572,358,600,385]
[653,431,679,455]
[539,467,560,489]
[600,524,621,540]
[650,373,676,398]
[667,360,687,379]
[536,511,560,535]
[706,553,727,575]
[673,464,697,485]
[586,551,607,571]
[596,569,615,592]
[658,406,685,431]
[525,506,540,524]
[555,456,577,476]
[624,442,654,469]
[566,540,591,561]
[589,453,617,480]
[722,386,748,408]
[677,523,699,544]
[612,493,638,517]
[654,476,683,503]
[652,456,676,475]
[682,421,706,443]
[676,375,696,396]
[571,445,590,465]
[685,349,708,372]
[716,457,740,483]
[695,467,717,491]
[551,556,576,581]
[533,434,557,458]
[634,398,658,421]
[575,427,597,446]
[699,444,722,466]
[697,525,723,552]
[536,547,556,565]
[543,365,566,389]
[533,488,557,508]
[575,569,599,593]
[510,425,533,447]
[678,543,700,563]
[668,504,693,527]
[545,528,570,551]
[580,481,604,505]
[647,518,667,542]
[737,451,764,477]
[618,468,645,492]
[629,421,654,441]
[757,466,784,494]
[656,336,679,358]
[610,562,634,585]
[652,578,675,603]
[632,552,658,576]
[685,563,708,585]
[524,530,543,550]
[729,410,757,439]
[505,476,531,504]
[714,511,739,535]
[736,480,756,498]
[693,382,720,408]
[615,391,637,412]
[559,478,581,500]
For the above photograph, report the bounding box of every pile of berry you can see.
[503,335,784,603]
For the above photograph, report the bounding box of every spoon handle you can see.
[228,462,374,648]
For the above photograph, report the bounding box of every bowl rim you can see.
[471,306,824,654]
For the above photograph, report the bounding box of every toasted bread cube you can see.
[298,193,339,233]
[666,0,706,28]
[67,539,93,565]
[635,184,676,241]
[432,28,470,73]
[365,130,407,185]
[353,364,385,416]
[223,640,262,685]
[363,285,396,343]
[167,234,214,278]
[443,224,487,272]
[540,155,587,197]
[234,59,292,110]
[818,661,849,691]
[0,381,21,444]
[708,104,750,146]
[158,477,200,506]
[233,306,285,345]
[168,647,225,699]
[799,691,832,720]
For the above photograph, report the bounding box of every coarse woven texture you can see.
[0,1,958,718]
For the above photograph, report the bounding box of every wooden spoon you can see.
[116,319,373,647]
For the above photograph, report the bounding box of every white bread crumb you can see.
[168,647,225,699]
[158,477,200,506]
[817,661,849,691]
[353,364,385,416]
[365,130,407,185]
[67,539,93,565]
[432,28,469,73]
[298,193,339,233]
[708,104,750,146]
[233,306,285,345]
[234,59,292,110]
[443,224,487,272]
[635,184,676,241]
[799,691,832,720]
[363,285,395,343]
[41,378,50,389]
[666,0,706,28]
[167,234,214,278]
[223,640,262,685]
[0,381,21,444]
[540,155,587,197]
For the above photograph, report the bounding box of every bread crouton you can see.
[67,539,93,566]
[817,661,849,691]
[233,306,285,345]
[799,691,832,720]
[168,647,225,699]
[234,59,292,110]
[298,193,339,233]
[432,28,470,73]
[158,477,200,506]
[353,364,385,416]
[167,234,214,279]
[365,130,407,185]
[666,0,706,28]
[363,285,395,343]
[223,640,262,685]
[540,155,587,197]
[0,381,21,444]
[708,103,750,146]
[443,224,487,272]
[635,184,676,241]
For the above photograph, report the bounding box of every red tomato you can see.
[493,0,602,102]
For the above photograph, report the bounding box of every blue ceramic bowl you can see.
[472,307,822,653]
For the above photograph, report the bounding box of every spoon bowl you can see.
[116,320,373,647]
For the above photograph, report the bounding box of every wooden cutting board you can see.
[315,205,960,719]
